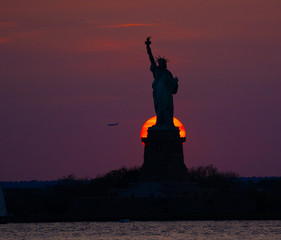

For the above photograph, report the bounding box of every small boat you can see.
[119,219,130,223]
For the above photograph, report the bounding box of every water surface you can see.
[1,221,281,240]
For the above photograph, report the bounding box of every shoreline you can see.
[5,213,281,224]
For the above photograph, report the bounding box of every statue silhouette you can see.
[145,36,178,129]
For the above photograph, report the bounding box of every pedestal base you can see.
[141,127,188,182]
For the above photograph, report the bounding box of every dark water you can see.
[1,221,281,240]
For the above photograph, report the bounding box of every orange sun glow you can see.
[140,116,186,144]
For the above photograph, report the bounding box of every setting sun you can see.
[140,116,186,143]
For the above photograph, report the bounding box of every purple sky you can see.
[1,0,281,180]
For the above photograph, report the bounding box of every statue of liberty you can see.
[145,36,179,129]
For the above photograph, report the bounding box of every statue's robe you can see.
[151,65,178,127]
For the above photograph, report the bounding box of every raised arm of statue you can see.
[145,36,156,67]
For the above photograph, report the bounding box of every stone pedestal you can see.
[140,127,188,182]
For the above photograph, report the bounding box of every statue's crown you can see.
[156,56,169,63]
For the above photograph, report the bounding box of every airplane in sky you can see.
[107,122,119,126]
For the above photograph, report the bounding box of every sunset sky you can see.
[1,0,281,180]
